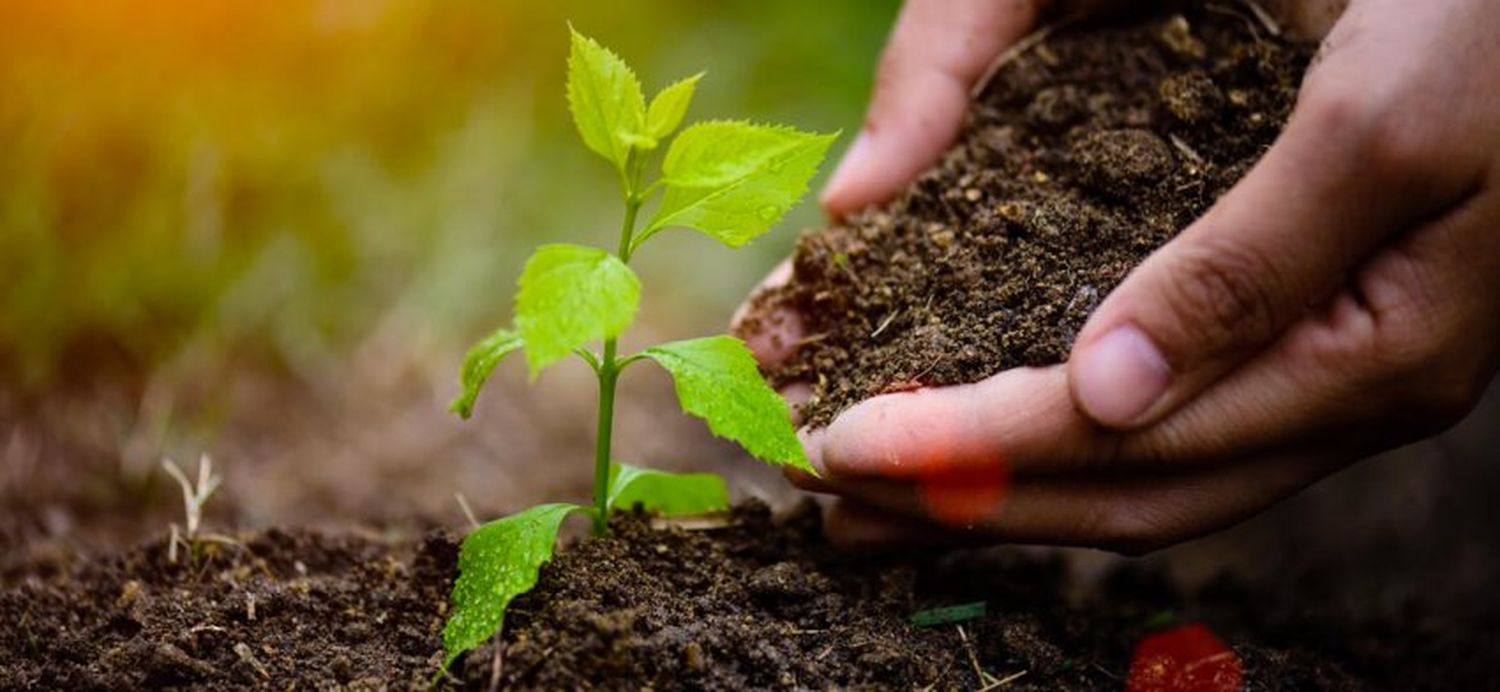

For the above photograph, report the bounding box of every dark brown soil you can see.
[7,9,1496,692]
[0,528,453,689]
[748,8,1311,427]
[5,503,1495,690]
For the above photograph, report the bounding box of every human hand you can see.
[739,0,1500,553]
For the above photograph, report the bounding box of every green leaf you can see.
[643,335,812,472]
[637,122,836,250]
[515,243,640,376]
[607,461,729,515]
[449,327,524,419]
[566,26,646,172]
[442,503,579,670]
[644,73,703,140]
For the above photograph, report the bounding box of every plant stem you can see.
[591,339,618,536]
[592,194,642,535]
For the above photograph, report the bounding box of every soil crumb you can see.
[746,8,1311,427]
[5,504,1493,690]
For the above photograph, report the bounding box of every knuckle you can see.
[1297,86,1373,141]
[1158,241,1283,352]
[1300,87,1440,185]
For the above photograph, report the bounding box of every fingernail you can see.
[1073,325,1171,427]
[819,131,872,213]
[797,427,827,476]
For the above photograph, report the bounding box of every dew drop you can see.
[758,205,780,221]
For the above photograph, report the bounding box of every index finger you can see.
[820,0,1045,218]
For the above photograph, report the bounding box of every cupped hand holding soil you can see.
[738,0,1500,552]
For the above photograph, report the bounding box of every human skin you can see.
[735,0,1500,553]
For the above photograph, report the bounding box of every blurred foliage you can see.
[0,0,897,389]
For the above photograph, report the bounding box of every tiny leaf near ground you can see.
[442,503,580,670]
[515,243,640,376]
[566,26,646,171]
[636,121,837,251]
[644,335,813,473]
[449,328,524,419]
[608,461,729,515]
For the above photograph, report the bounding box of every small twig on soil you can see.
[246,593,256,622]
[919,651,959,692]
[870,310,900,339]
[817,638,870,662]
[1175,179,1208,195]
[511,646,554,685]
[979,670,1029,691]
[1169,134,1206,167]
[455,492,481,529]
[1091,661,1121,680]
[835,254,863,288]
[1205,3,1262,42]
[1240,0,1284,36]
[956,625,986,685]
[234,642,271,680]
[972,21,1070,98]
[200,533,246,551]
[794,332,830,347]
[1184,650,1237,674]
[488,645,504,692]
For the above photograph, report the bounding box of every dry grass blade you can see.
[1241,0,1284,36]
[455,492,481,529]
[161,454,224,563]
[978,669,1029,691]
[956,625,986,685]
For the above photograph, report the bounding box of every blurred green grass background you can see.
[0,0,898,389]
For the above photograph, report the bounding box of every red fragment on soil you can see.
[1126,623,1243,692]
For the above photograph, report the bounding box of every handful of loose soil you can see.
[749,8,1311,428]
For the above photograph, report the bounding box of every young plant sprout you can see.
[438,27,835,672]
[160,454,225,565]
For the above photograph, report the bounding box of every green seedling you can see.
[438,26,835,673]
